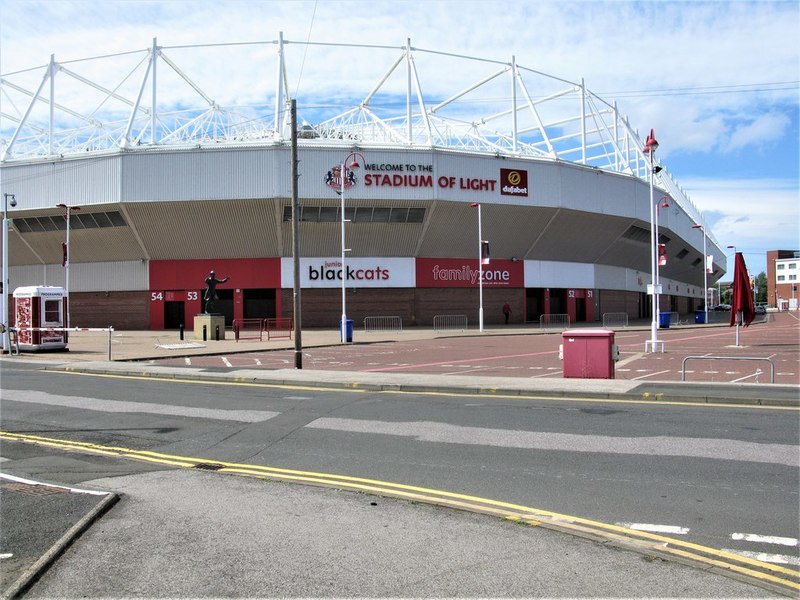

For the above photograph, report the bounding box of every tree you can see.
[754,271,768,304]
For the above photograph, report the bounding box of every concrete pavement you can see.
[1,319,799,597]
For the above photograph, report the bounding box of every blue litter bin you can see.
[339,318,354,343]
[695,310,707,324]
[659,312,671,329]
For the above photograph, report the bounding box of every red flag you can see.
[729,252,755,327]
[658,243,667,266]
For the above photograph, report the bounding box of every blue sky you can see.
[1,0,798,278]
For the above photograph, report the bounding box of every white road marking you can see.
[2,390,279,423]
[616,522,689,535]
[731,533,799,546]
[306,418,798,465]
[254,358,262,365]
[0,472,110,495]
[630,369,672,381]
[184,357,191,365]
[222,356,233,367]
[721,549,800,566]
[731,371,762,383]
[0,553,13,560]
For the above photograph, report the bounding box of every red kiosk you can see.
[13,286,68,351]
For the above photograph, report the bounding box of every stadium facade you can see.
[0,36,726,331]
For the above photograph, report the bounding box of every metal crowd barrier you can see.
[364,316,403,333]
[539,313,570,330]
[602,312,629,328]
[433,314,468,332]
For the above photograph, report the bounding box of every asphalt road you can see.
[2,360,797,572]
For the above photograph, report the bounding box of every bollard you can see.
[203,325,207,341]
[215,325,220,341]
[179,324,184,340]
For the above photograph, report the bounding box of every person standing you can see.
[502,302,512,325]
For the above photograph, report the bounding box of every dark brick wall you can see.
[70,291,150,329]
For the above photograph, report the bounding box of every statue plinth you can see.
[194,314,226,340]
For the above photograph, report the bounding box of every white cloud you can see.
[682,177,799,275]
[725,113,791,152]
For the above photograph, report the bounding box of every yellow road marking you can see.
[1,429,797,591]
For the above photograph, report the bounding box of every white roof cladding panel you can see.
[119,147,292,202]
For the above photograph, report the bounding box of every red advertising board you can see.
[416,258,523,288]
[149,258,281,290]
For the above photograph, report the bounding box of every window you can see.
[300,206,319,222]
[777,275,785,281]
[15,211,125,232]
[790,275,797,281]
[44,300,61,324]
[319,207,338,222]
[789,263,797,269]
[282,205,426,223]
[777,264,785,270]
[353,207,373,222]
[407,208,426,223]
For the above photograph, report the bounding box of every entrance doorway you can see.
[525,289,545,323]
[164,301,184,329]
[575,297,587,322]
[243,288,276,319]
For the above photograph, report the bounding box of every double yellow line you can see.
[2,429,798,594]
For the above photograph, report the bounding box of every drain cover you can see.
[193,463,225,471]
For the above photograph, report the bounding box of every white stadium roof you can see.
[0,34,712,243]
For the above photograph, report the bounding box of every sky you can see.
[0,0,798,279]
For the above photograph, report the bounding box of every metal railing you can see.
[602,312,629,328]
[264,317,293,340]
[364,316,403,333]
[681,356,775,383]
[233,317,293,341]
[233,318,264,341]
[433,314,468,332]
[539,313,570,330]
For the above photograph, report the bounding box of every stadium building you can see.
[0,36,726,332]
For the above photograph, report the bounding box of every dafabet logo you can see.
[500,168,528,197]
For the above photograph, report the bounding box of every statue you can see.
[203,271,230,314]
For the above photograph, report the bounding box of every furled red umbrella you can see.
[729,252,755,328]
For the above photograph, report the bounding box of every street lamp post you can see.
[643,129,663,352]
[2,193,17,354]
[338,151,364,343]
[57,204,81,329]
[692,223,709,324]
[470,202,484,331]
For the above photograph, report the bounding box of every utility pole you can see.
[290,99,303,369]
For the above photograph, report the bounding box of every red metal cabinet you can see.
[561,328,617,379]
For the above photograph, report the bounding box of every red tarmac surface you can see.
[151,312,800,386]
